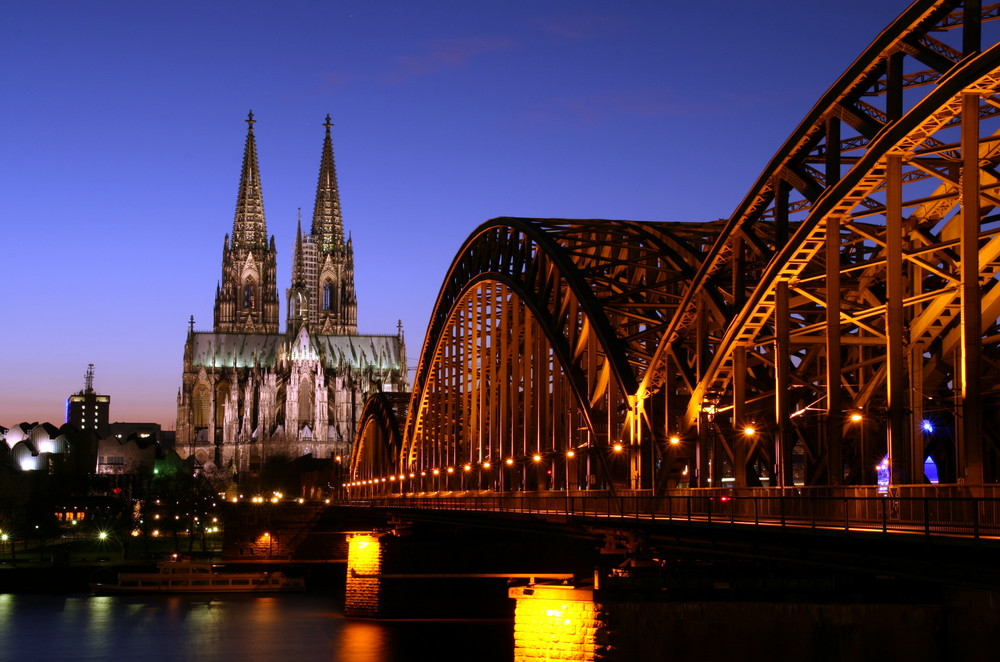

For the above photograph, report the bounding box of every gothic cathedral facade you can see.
[176,113,407,472]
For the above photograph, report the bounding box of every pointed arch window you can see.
[243,279,256,310]
[216,382,230,427]
[323,282,332,311]
[193,384,211,429]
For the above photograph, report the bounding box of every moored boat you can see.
[89,558,305,594]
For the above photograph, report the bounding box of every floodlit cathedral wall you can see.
[176,113,406,471]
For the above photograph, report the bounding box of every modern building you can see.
[96,423,164,474]
[66,364,110,438]
[175,113,407,472]
[3,421,96,476]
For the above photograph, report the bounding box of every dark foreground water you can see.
[0,592,514,662]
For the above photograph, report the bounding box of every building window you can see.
[193,384,211,428]
[243,280,256,310]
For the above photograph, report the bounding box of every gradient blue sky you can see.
[1,1,907,428]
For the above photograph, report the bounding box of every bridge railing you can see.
[346,487,1000,540]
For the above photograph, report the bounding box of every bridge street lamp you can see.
[481,461,491,491]
[503,457,515,492]
[531,454,543,491]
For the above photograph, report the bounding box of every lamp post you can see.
[848,411,866,484]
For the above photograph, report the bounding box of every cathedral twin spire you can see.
[312,114,346,255]
[232,111,267,251]
[215,111,356,337]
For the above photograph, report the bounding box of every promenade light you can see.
[533,454,541,462]
[98,531,108,541]
[482,461,491,469]
[613,443,623,453]
[850,412,863,422]
[566,450,575,458]
[505,458,514,466]
[447,467,455,474]
[743,427,755,436]
[409,473,415,478]
[433,469,440,476]
[463,464,471,472]
[669,436,680,445]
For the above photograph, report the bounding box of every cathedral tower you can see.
[286,216,311,333]
[214,111,280,334]
[311,115,357,335]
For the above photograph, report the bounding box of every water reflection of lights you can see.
[337,620,390,662]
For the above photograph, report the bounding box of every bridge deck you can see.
[345,488,1000,541]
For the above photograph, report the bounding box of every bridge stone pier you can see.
[342,518,596,619]
[509,585,605,662]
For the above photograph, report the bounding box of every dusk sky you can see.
[1,1,907,429]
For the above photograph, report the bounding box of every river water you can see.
[0,592,514,662]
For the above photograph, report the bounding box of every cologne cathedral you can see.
[176,112,407,471]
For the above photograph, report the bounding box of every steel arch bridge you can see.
[351,0,1000,494]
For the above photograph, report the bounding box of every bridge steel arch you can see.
[640,0,1000,490]
[350,0,1000,495]
[350,391,410,494]
[383,218,715,492]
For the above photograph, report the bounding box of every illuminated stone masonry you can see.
[509,585,606,662]
[176,113,407,471]
[344,532,384,617]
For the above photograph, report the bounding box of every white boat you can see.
[89,559,306,594]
